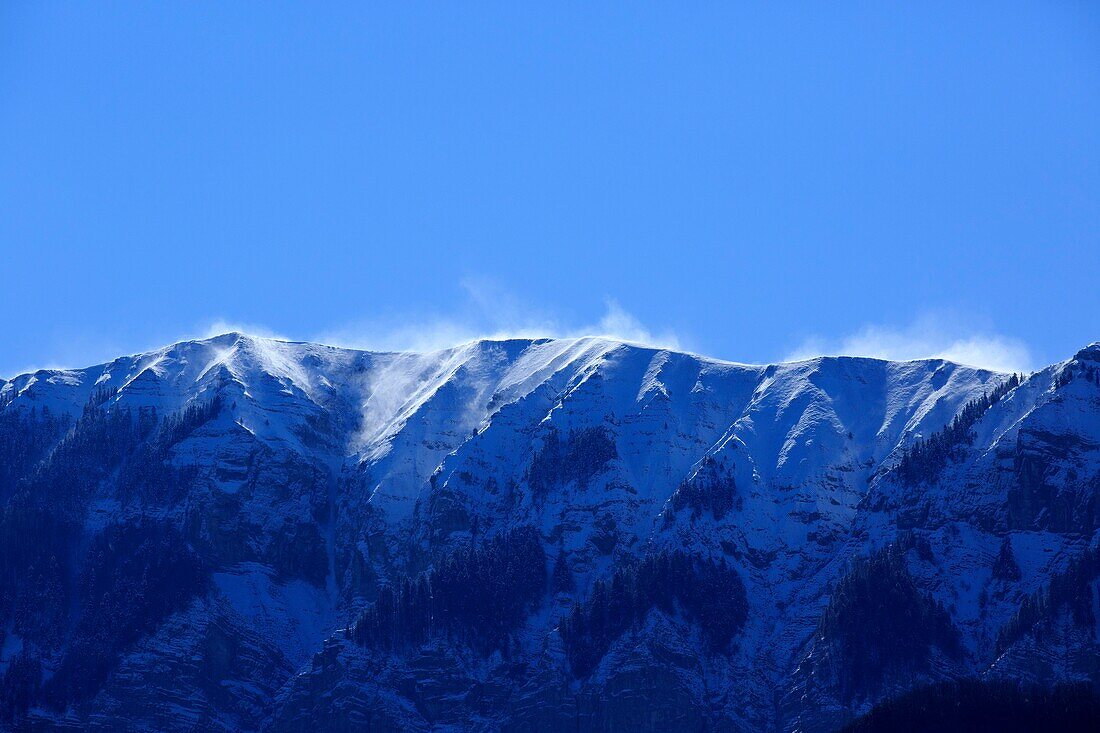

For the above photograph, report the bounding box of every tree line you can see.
[894,373,1021,485]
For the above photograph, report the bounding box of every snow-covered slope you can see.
[0,333,1097,732]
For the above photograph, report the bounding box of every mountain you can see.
[1,333,1098,731]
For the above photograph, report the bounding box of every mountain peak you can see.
[1074,342,1100,363]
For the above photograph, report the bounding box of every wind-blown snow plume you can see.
[784,315,1035,373]
[316,279,682,353]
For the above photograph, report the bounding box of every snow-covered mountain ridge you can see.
[1,333,1097,731]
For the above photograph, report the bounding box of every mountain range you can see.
[1,332,1098,731]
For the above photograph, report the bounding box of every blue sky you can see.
[1,2,1097,376]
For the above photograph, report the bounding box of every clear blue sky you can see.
[2,2,1097,376]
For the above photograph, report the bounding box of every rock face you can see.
[0,333,1098,731]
